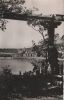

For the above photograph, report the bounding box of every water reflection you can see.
[0,58,34,75]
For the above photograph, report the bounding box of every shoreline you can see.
[0,56,64,61]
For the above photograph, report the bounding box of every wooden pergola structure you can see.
[0,11,64,75]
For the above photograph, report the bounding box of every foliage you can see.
[27,18,45,39]
[32,35,48,57]
[0,0,26,31]
[1,65,12,76]
[0,65,12,99]
[0,0,47,38]
[0,19,8,31]
[0,0,46,35]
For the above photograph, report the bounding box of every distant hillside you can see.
[0,48,19,53]
[0,34,64,58]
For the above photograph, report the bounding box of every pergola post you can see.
[48,26,59,75]
[47,21,61,75]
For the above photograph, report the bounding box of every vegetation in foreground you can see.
[0,60,63,100]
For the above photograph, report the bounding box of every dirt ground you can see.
[23,95,63,100]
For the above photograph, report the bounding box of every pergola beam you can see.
[0,11,64,22]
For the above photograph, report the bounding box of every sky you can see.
[0,0,64,48]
